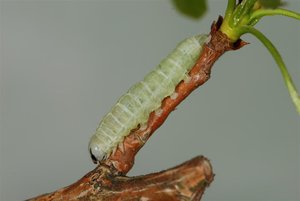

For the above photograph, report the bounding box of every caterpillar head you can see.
[89,136,105,164]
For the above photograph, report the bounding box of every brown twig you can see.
[27,18,246,201]
[104,17,247,175]
[27,156,213,201]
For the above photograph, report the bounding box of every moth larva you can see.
[89,34,208,162]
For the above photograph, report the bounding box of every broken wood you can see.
[27,156,213,201]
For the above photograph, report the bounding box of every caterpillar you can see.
[89,34,208,162]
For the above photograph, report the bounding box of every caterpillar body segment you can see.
[89,34,208,162]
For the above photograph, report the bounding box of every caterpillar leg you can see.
[118,141,125,153]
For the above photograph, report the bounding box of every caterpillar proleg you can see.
[89,34,208,162]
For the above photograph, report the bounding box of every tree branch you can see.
[27,156,213,201]
[104,17,247,174]
[27,17,246,201]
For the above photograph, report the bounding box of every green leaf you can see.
[239,26,300,115]
[172,0,207,19]
[259,0,282,9]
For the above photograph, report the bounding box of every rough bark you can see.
[27,156,213,201]
[27,17,246,201]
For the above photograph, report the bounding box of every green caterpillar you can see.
[89,34,208,162]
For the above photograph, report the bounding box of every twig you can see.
[27,17,246,201]
[27,156,213,201]
[104,17,247,174]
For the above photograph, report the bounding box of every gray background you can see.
[1,1,299,201]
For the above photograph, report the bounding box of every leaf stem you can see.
[221,0,257,42]
[239,26,300,114]
[233,0,256,26]
[249,8,300,25]
[224,0,236,22]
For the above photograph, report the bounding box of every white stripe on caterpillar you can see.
[89,34,208,162]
